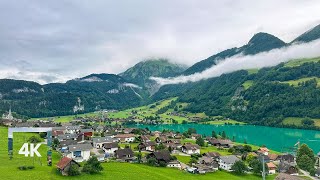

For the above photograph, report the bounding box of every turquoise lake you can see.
[133,124,320,153]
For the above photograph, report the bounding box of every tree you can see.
[212,130,217,138]
[52,138,60,149]
[189,158,197,166]
[296,144,315,172]
[147,157,157,166]
[243,145,252,152]
[231,161,248,175]
[136,152,142,163]
[187,128,197,135]
[39,132,47,139]
[298,154,314,171]
[222,131,226,139]
[302,118,315,127]
[28,136,42,143]
[196,137,205,147]
[82,157,103,174]
[156,143,166,150]
[249,158,267,175]
[68,164,80,176]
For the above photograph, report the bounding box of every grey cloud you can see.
[0,0,319,84]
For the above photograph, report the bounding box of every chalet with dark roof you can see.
[147,150,172,163]
[102,142,119,155]
[115,148,134,162]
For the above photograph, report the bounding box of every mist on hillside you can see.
[150,39,320,85]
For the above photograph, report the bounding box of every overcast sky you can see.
[0,0,320,84]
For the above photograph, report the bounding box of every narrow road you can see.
[300,169,316,180]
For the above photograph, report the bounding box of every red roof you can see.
[53,130,64,136]
[56,157,72,169]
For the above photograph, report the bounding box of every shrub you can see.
[68,164,80,176]
[82,157,103,174]
[18,166,27,170]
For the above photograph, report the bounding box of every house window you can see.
[74,151,82,157]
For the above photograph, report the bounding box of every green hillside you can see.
[154,57,320,129]
[119,58,187,86]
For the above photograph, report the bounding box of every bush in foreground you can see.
[82,157,103,174]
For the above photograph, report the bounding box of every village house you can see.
[52,129,65,138]
[155,136,168,143]
[268,153,279,163]
[57,134,78,141]
[151,131,161,137]
[167,160,181,169]
[218,155,240,171]
[102,142,119,155]
[59,139,77,153]
[66,144,92,162]
[92,136,116,148]
[164,143,182,153]
[147,150,172,164]
[80,129,93,137]
[140,135,151,142]
[181,144,200,155]
[278,161,298,175]
[315,167,320,178]
[114,148,135,162]
[138,141,156,152]
[266,162,277,174]
[202,152,221,160]
[65,126,80,134]
[123,128,136,134]
[56,157,81,176]
[191,133,201,140]
[208,138,233,148]
[193,164,216,174]
[198,156,219,171]
[258,147,270,155]
[278,154,295,163]
[115,134,135,143]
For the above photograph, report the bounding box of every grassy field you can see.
[283,117,320,127]
[242,80,254,90]
[280,77,320,87]
[0,126,278,180]
[284,57,320,67]
[246,69,259,75]
[203,120,246,125]
[30,112,98,123]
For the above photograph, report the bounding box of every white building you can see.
[67,144,92,162]
[167,161,181,169]
[92,136,117,149]
[115,134,135,143]
[218,155,240,171]
[102,142,119,155]
[181,144,200,155]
